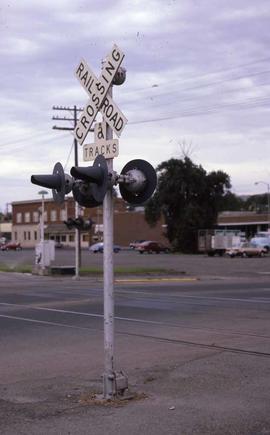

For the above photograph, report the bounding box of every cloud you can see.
[1,0,270,209]
[217,5,270,21]
[0,37,39,56]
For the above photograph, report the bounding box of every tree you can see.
[244,194,268,212]
[0,211,12,222]
[145,157,231,253]
[219,191,245,211]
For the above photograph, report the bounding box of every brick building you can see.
[11,196,167,248]
[217,211,269,238]
[11,196,270,250]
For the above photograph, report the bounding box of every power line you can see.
[129,95,270,126]
[63,142,74,170]
[3,75,270,150]
[1,90,269,154]
[141,79,270,112]
[2,56,270,154]
[0,131,71,150]
[151,69,270,99]
[0,131,62,148]
[124,55,270,96]
[124,68,270,109]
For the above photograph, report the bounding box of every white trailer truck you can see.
[198,229,243,256]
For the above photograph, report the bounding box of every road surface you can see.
[0,272,270,434]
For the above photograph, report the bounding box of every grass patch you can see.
[80,266,179,276]
[79,267,103,275]
[0,264,32,273]
[0,264,180,276]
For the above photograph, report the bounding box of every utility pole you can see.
[52,105,84,277]
[38,190,48,272]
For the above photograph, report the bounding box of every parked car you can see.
[89,242,121,253]
[225,246,242,258]
[0,242,22,251]
[136,241,170,254]
[129,240,146,249]
[250,232,270,252]
[226,242,267,258]
[55,242,64,249]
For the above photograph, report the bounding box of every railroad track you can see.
[1,301,270,359]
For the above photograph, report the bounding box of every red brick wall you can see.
[114,212,167,245]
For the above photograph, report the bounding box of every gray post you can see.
[38,190,48,272]
[41,195,45,271]
[267,184,270,231]
[75,204,80,279]
[74,105,81,279]
[103,87,115,398]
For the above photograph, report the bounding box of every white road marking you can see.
[0,302,164,325]
[1,302,270,340]
[0,313,97,331]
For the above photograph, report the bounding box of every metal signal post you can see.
[31,45,157,401]
[102,86,116,398]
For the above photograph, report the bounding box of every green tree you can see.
[220,191,245,211]
[145,157,231,252]
[244,194,268,212]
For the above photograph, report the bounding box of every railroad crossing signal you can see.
[31,162,72,204]
[119,159,157,204]
[74,44,128,146]
[64,217,94,231]
[71,154,108,204]
[31,155,156,206]
[30,43,158,401]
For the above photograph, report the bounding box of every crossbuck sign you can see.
[74,44,128,146]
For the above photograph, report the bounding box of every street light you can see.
[38,190,48,270]
[254,181,270,230]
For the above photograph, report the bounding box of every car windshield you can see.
[242,242,258,248]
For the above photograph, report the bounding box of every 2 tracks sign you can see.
[83,122,119,161]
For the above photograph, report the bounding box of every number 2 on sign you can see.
[94,122,106,142]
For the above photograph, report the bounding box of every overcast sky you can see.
[1,0,270,212]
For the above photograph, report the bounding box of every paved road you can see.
[2,247,270,278]
[0,272,270,434]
